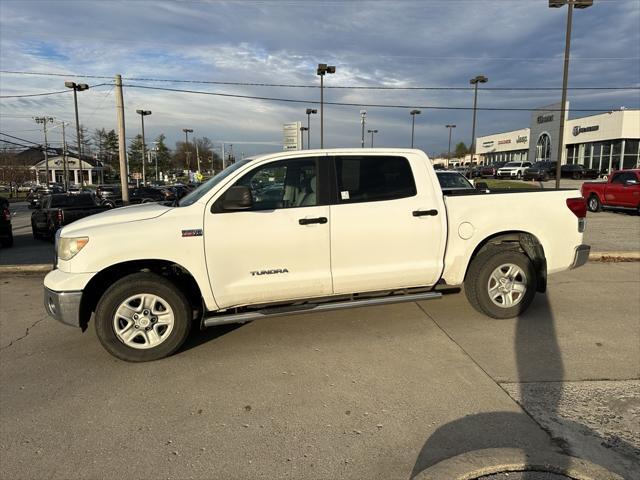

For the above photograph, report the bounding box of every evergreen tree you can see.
[455,142,468,159]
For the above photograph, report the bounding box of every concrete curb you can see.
[413,448,623,480]
[0,251,638,274]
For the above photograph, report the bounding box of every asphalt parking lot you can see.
[1,262,638,480]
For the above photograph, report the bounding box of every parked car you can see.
[31,193,110,240]
[44,149,589,362]
[480,162,506,179]
[496,161,532,179]
[436,171,478,195]
[561,164,599,180]
[27,185,64,209]
[129,187,166,204]
[0,196,13,248]
[523,161,557,181]
[581,169,640,213]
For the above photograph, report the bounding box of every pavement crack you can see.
[0,316,47,351]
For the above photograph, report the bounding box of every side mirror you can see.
[222,186,253,210]
[475,181,489,190]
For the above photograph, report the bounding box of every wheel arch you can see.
[79,259,204,332]
[464,231,547,293]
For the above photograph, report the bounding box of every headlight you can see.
[58,237,89,261]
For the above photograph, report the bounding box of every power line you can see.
[0,83,111,99]
[0,138,34,149]
[122,83,632,112]
[0,132,41,145]
[1,70,638,91]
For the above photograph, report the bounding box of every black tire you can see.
[94,272,193,362]
[32,222,41,240]
[464,247,537,319]
[587,194,602,213]
[102,200,115,209]
[542,173,549,182]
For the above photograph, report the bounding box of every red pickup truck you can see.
[581,169,640,213]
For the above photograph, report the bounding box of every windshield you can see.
[436,172,473,190]
[179,160,251,206]
[504,162,522,167]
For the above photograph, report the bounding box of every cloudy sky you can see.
[1,0,639,158]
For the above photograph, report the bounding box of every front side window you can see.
[334,155,416,204]
[232,158,317,211]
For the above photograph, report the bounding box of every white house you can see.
[31,155,104,185]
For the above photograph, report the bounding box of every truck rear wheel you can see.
[465,247,537,319]
[587,194,602,212]
[94,272,192,362]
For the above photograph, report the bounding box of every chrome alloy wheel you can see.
[113,294,175,349]
[487,263,528,308]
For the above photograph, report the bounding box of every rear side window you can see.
[334,156,416,204]
[50,195,96,207]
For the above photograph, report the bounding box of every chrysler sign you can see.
[572,125,599,136]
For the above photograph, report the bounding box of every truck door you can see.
[605,172,629,206]
[204,156,332,309]
[328,154,446,294]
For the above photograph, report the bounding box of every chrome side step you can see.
[203,291,442,327]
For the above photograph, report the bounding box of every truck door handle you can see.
[299,217,328,225]
[412,209,438,217]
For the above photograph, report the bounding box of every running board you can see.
[203,291,442,327]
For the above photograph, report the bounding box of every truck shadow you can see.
[177,321,245,353]
[410,293,637,479]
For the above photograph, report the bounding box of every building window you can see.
[611,141,622,171]
[536,133,551,162]
[623,139,639,170]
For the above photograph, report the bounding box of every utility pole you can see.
[136,109,152,185]
[549,0,593,189]
[182,128,193,170]
[196,141,201,172]
[62,122,68,190]
[65,82,89,185]
[35,116,54,187]
[221,142,226,170]
[446,124,456,164]
[360,110,367,148]
[115,74,129,204]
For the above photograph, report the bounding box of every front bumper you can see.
[44,287,83,328]
[571,244,591,269]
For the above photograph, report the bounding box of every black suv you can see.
[561,164,599,180]
[523,161,557,181]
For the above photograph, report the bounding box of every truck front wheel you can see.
[465,247,537,319]
[587,194,602,212]
[94,272,192,362]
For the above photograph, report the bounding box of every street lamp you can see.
[34,116,54,187]
[64,82,89,183]
[305,108,317,149]
[360,110,367,148]
[410,109,421,148]
[367,129,378,148]
[182,128,193,170]
[469,75,488,165]
[316,63,336,149]
[136,109,152,185]
[300,126,309,150]
[446,124,456,166]
[549,0,593,189]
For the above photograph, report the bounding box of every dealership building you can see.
[475,103,640,173]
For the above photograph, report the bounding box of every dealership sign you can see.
[572,125,599,136]
[516,135,528,143]
[482,141,494,147]
[537,114,554,124]
[283,122,301,150]
[498,139,511,145]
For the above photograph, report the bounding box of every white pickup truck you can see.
[44,149,590,362]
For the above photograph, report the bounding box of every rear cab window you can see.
[334,155,416,203]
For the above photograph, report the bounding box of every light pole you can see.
[446,124,456,166]
[136,110,151,185]
[368,129,378,148]
[410,109,421,148]
[34,117,54,187]
[182,128,193,170]
[64,82,89,183]
[305,108,317,149]
[300,127,308,150]
[469,75,488,165]
[549,0,593,189]
[316,63,336,149]
[360,110,367,148]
